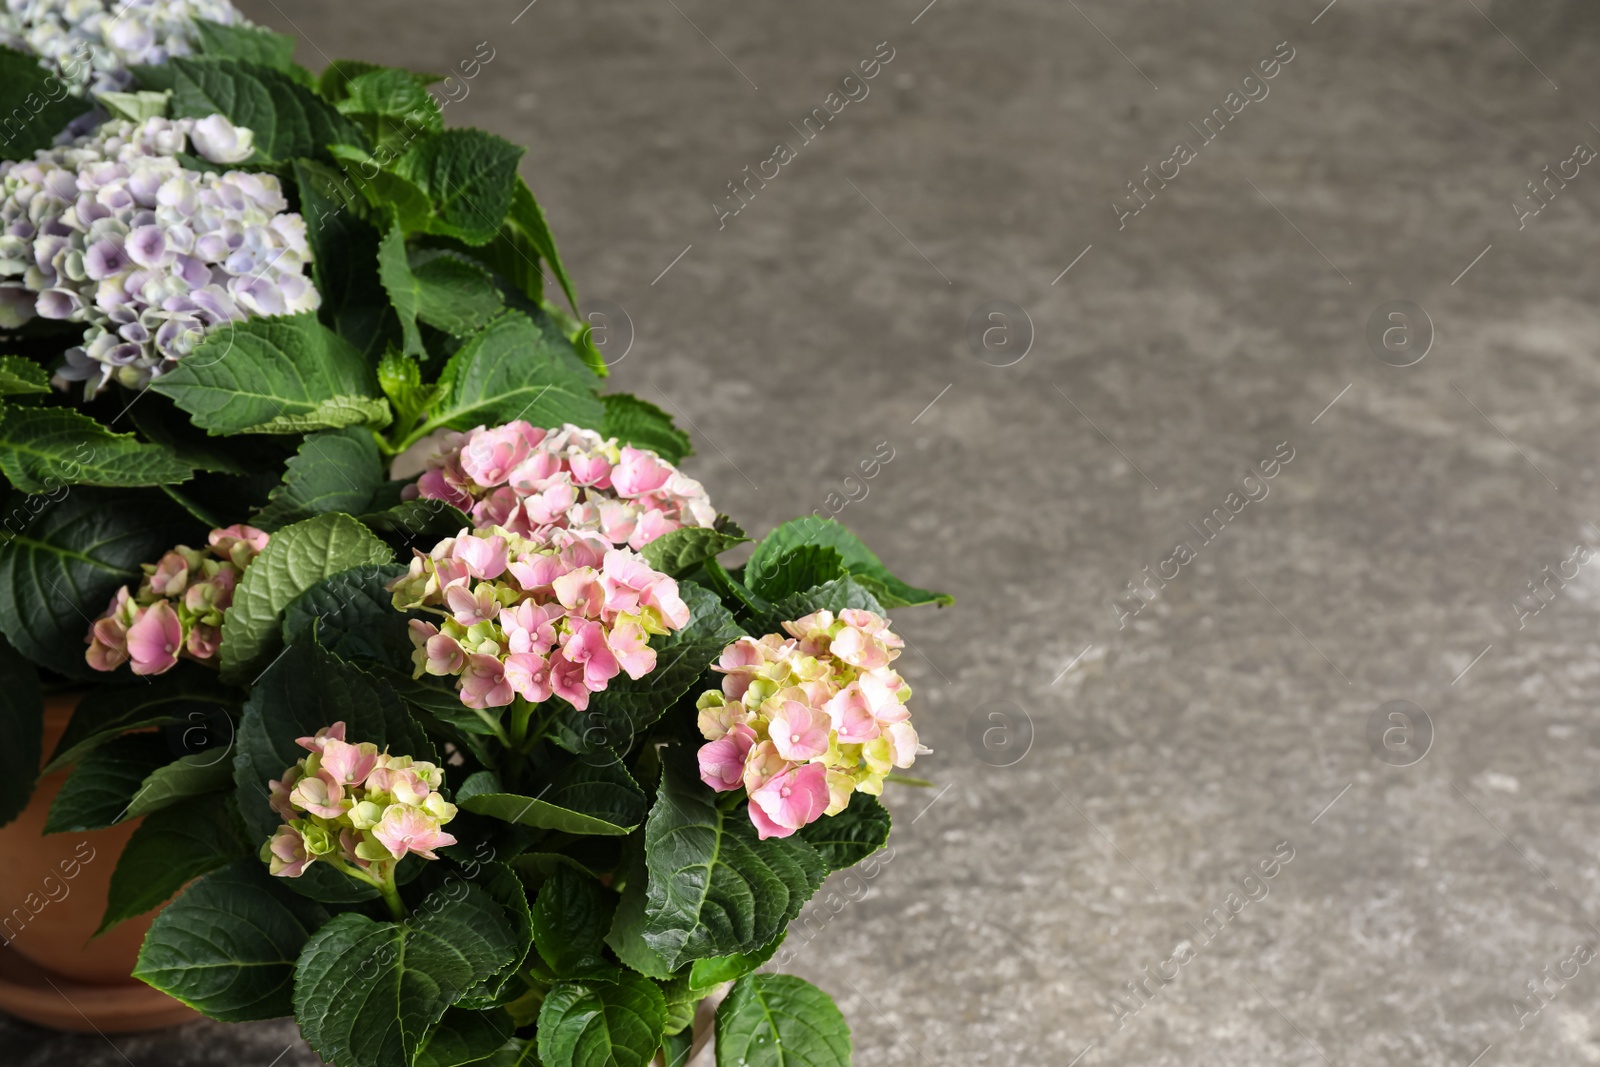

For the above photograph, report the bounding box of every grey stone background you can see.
[8,0,1600,1063]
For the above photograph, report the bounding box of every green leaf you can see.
[640,750,825,968]
[687,934,786,996]
[537,968,668,1067]
[44,733,171,833]
[218,512,394,683]
[641,522,748,578]
[336,68,443,154]
[376,350,437,433]
[457,767,639,837]
[192,19,297,70]
[531,864,614,977]
[99,794,251,932]
[745,517,952,609]
[480,178,577,315]
[250,428,383,530]
[281,561,412,670]
[413,253,507,338]
[0,405,195,493]
[319,60,394,102]
[415,1009,517,1067]
[744,546,846,603]
[0,635,42,826]
[798,791,890,872]
[378,222,427,357]
[329,144,435,234]
[45,667,235,772]
[0,46,93,155]
[555,582,741,754]
[294,882,523,1067]
[417,311,602,445]
[0,488,198,679]
[125,749,236,819]
[293,158,395,360]
[714,975,851,1067]
[380,237,504,356]
[133,858,329,1022]
[360,498,471,557]
[149,312,391,435]
[168,57,366,163]
[601,394,692,464]
[0,356,50,396]
[233,638,431,848]
[392,129,524,246]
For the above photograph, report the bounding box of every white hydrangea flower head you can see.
[0,0,251,97]
[0,114,320,394]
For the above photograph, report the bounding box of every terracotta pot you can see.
[0,691,198,1032]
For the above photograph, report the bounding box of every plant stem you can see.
[377,873,408,921]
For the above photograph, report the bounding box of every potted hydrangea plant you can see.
[0,2,951,1064]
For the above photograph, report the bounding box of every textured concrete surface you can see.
[8,0,1600,1063]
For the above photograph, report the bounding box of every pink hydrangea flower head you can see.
[695,610,918,837]
[288,771,345,820]
[266,824,312,878]
[320,739,380,787]
[408,421,715,549]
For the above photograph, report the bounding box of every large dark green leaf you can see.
[133,858,329,1022]
[0,46,93,154]
[149,313,391,436]
[530,864,614,977]
[391,129,524,246]
[798,791,890,872]
[0,635,41,826]
[251,428,384,530]
[638,750,825,968]
[537,967,667,1067]
[745,546,846,603]
[0,488,198,679]
[714,974,851,1067]
[168,57,365,163]
[0,405,194,492]
[293,158,396,359]
[555,582,741,754]
[217,512,394,683]
[415,1008,517,1067]
[414,311,601,445]
[45,668,236,772]
[44,732,170,833]
[294,882,523,1067]
[282,561,412,670]
[600,394,691,464]
[745,517,951,609]
[100,794,252,932]
[126,749,237,818]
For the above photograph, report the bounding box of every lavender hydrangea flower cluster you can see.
[0,0,251,97]
[0,114,319,394]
